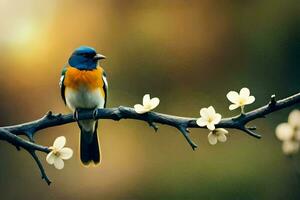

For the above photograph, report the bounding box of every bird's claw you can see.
[73,109,79,121]
[93,109,99,120]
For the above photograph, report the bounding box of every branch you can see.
[1,92,300,184]
[4,93,300,145]
[0,128,51,184]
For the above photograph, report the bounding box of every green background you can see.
[0,0,300,199]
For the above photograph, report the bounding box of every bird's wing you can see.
[60,66,67,105]
[102,70,108,108]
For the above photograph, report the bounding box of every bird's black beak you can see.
[93,53,106,61]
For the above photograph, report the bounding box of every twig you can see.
[5,93,300,146]
[0,92,300,184]
[0,128,51,184]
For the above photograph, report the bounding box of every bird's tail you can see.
[78,120,101,166]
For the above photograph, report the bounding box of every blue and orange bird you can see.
[59,46,108,166]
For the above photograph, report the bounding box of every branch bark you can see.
[1,92,300,184]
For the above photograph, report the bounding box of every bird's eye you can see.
[86,53,95,57]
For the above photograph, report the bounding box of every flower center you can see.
[207,117,213,123]
[144,103,152,109]
[239,98,246,105]
[52,148,61,157]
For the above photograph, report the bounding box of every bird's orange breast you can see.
[64,66,104,90]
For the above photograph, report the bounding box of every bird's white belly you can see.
[65,86,105,111]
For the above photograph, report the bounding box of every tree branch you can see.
[0,128,51,184]
[1,92,300,184]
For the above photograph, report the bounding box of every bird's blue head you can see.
[68,46,106,70]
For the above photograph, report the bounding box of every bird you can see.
[59,46,107,166]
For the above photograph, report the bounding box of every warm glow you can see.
[10,20,36,45]
[0,0,56,48]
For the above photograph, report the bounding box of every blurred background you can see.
[0,0,299,199]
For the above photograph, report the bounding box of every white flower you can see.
[282,140,299,155]
[226,87,255,111]
[288,110,300,128]
[275,123,294,141]
[276,110,300,142]
[46,136,73,170]
[134,94,160,114]
[275,110,300,155]
[196,106,222,130]
[208,128,229,145]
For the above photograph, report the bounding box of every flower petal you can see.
[217,133,227,142]
[229,104,239,110]
[200,108,209,119]
[46,152,55,165]
[150,97,160,109]
[207,123,215,131]
[143,94,151,105]
[212,113,222,124]
[196,118,207,127]
[60,148,73,160]
[207,106,216,115]
[282,140,299,155]
[134,104,147,114]
[54,157,64,170]
[245,96,255,105]
[240,88,250,98]
[275,123,294,141]
[226,91,239,104]
[216,128,229,134]
[208,132,218,145]
[53,136,66,149]
[288,110,300,128]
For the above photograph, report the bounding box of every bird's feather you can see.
[62,65,107,166]
[102,71,108,108]
[60,66,67,104]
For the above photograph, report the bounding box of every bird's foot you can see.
[73,109,80,121]
[92,109,99,120]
